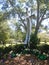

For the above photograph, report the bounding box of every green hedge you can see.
[12,44,26,53]
[0,44,27,59]
[0,44,26,54]
[38,44,49,53]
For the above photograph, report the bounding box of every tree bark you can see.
[34,0,39,36]
[24,18,31,48]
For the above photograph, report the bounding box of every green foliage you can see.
[38,33,49,42]
[14,30,25,41]
[22,33,26,42]
[0,47,4,59]
[37,54,47,60]
[0,44,26,59]
[38,44,49,53]
[10,52,16,58]
[0,32,10,44]
[30,34,40,49]
[22,48,47,60]
[12,44,25,53]
[0,12,5,22]
[0,22,10,44]
[0,47,4,53]
[3,46,12,54]
[22,49,31,54]
[0,44,48,60]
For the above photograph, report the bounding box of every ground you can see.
[0,54,49,65]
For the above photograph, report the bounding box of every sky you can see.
[8,21,16,31]
[0,0,4,3]
[0,4,2,11]
[42,18,49,27]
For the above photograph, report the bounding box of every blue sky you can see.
[42,18,49,27]
[0,0,3,3]
[0,0,3,11]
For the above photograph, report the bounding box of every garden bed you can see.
[0,54,49,65]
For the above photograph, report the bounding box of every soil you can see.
[0,54,49,65]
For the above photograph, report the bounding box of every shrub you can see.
[22,49,30,54]
[0,47,4,59]
[37,54,47,60]
[0,47,4,53]
[12,44,25,54]
[30,34,40,49]
[3,46,12,54]
[38,44,49,54]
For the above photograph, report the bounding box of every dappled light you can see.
[0,0,49,65]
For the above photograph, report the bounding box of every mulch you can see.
[0,54,49,65]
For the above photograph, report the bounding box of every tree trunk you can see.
[24,19,32,48]
[34,0,39,36]
[34,24,39,36]
[34,0,47,36]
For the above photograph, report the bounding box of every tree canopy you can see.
[0,0,49,45]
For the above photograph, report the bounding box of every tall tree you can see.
[1,0,49,47]
[1,0,35,47]
[34,0,49,36]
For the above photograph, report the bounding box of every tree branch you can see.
[39,8,47,25]
[37,0,40,24]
